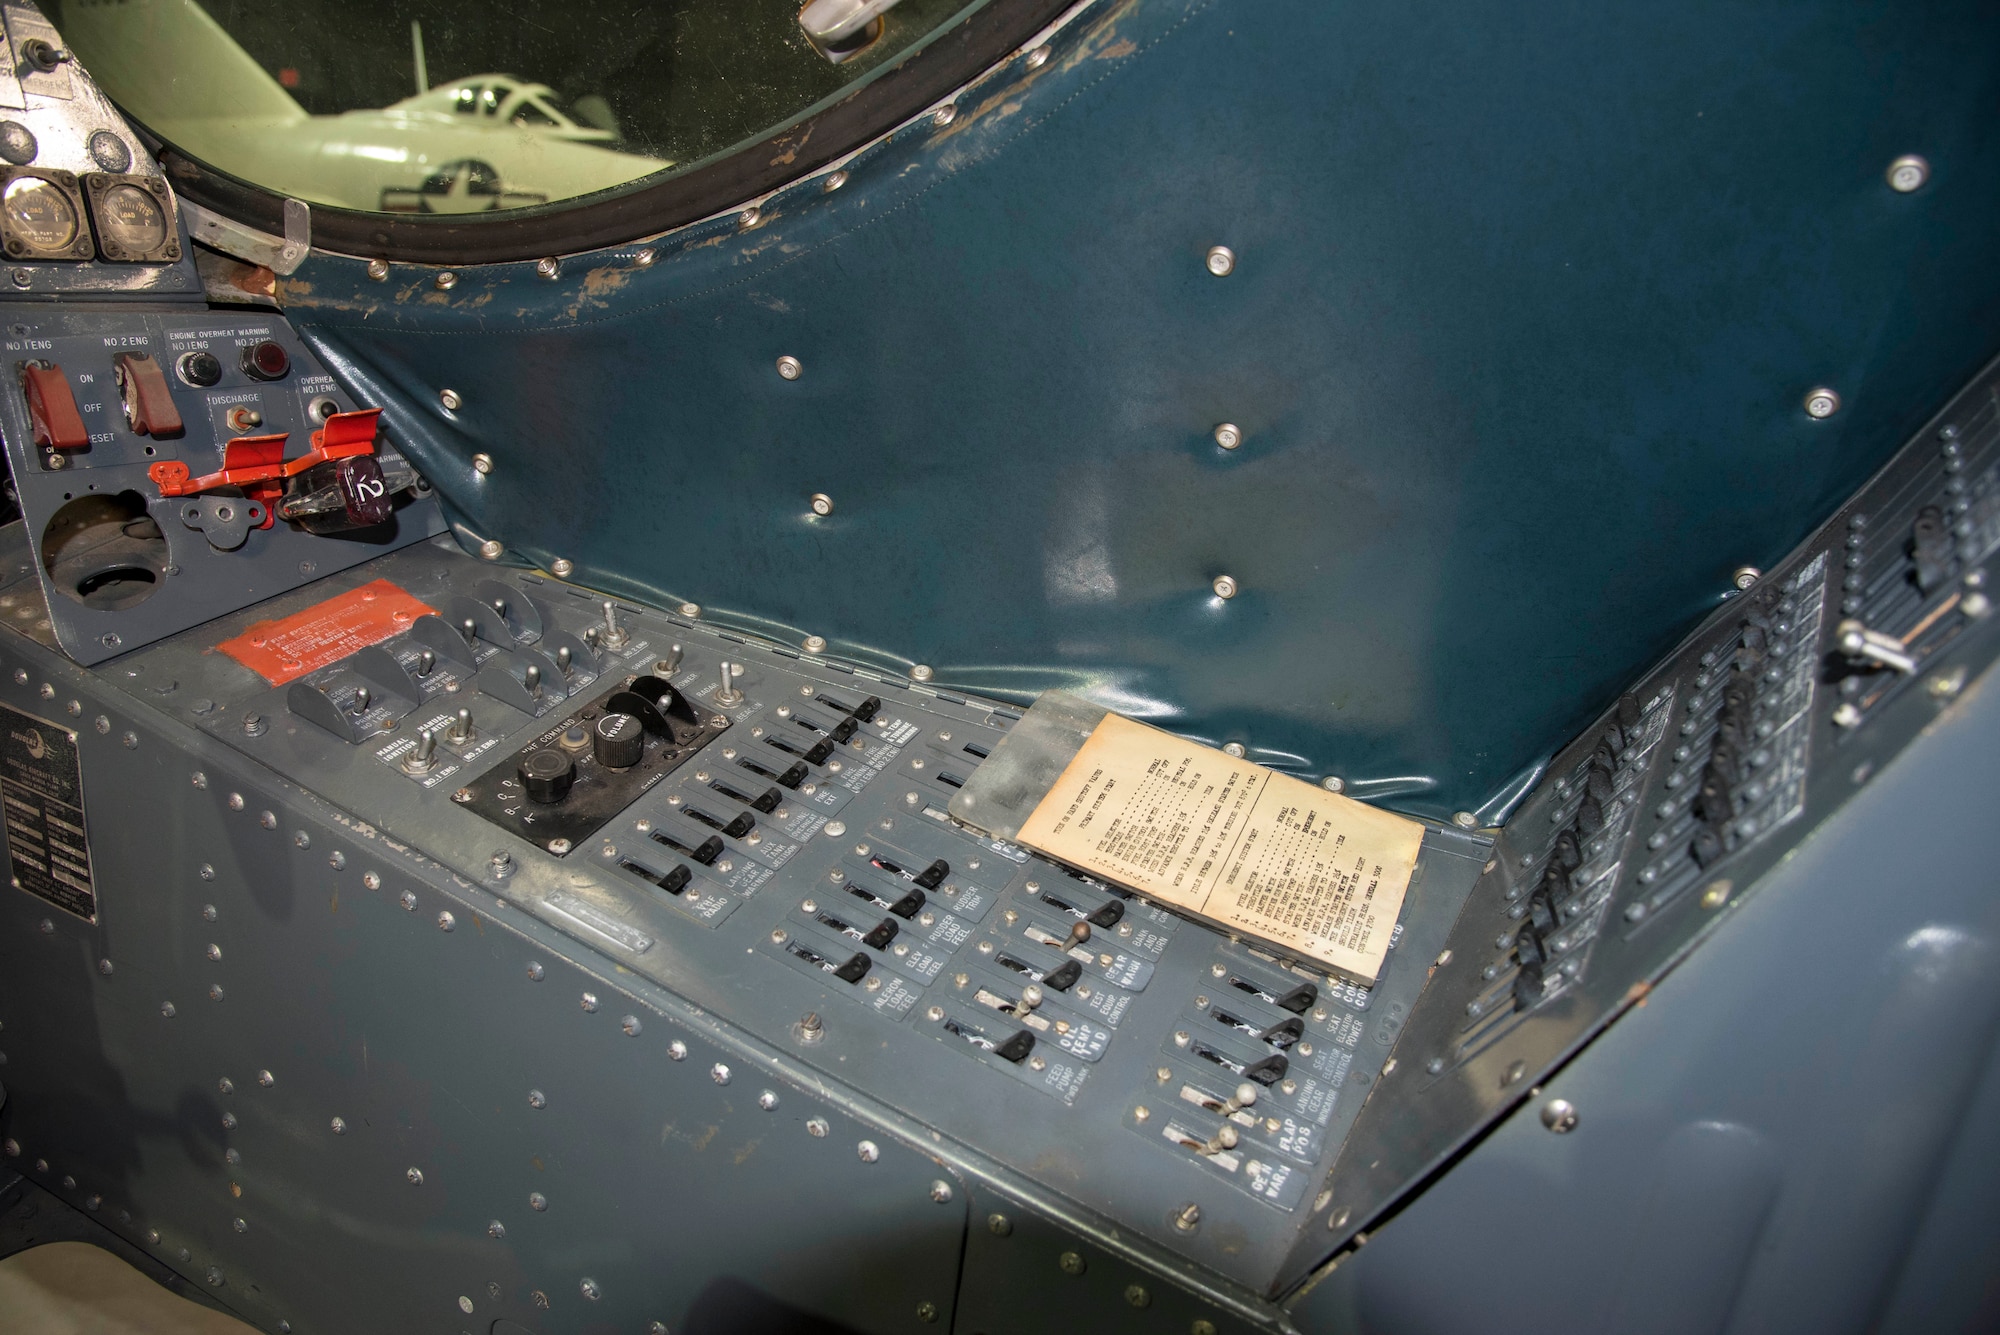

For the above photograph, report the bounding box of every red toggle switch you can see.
[113,352,184,438]
[17,362,88,451]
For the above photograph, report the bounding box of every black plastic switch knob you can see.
[518,748,575,804]
[241,340,291,381]
[177,350,222,387]
[592,712,644,769]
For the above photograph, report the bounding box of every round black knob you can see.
[518,748,575,804]
[177,350,221,387]
[241,340,290,382]
[593,712,644,769]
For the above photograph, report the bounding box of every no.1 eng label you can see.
[0,702,95,922]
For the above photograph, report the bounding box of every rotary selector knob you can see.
[518,748,575,804]
[593,712,645,769]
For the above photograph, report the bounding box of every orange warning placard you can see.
[216,579,435,685]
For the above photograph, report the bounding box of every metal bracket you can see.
[179,196,312,276]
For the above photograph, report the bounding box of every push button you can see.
[240,340,290,381]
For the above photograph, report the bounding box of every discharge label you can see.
[216,579,436,685]
[0,702,95,922]
[1015,713,1423,984]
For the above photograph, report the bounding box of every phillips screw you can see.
[601,600,631,651]
[447,708,474,744]
[715,661,744,708]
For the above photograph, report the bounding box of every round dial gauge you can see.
[95,183,166,253]
[3,175,76,249]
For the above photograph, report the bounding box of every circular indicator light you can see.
[241,340,290,381]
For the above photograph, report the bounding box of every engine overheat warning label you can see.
[0,702,95,922]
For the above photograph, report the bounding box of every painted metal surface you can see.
[276,0,2000,822]
[1288,652,2000,1335]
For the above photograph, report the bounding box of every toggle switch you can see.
[1835,619,1917,675]
[600,599,630,651]
[113,352,183,438]
[1221,1082,1259,1116]
[1198,1125,1239,1156]
[18,361,87,451]
[446,708,474,745]
[400,728,438,776]
[715,660,744,707]
[651,828,724,866]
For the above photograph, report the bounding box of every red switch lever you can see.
[18,362,88,450]
[113,352,184,438]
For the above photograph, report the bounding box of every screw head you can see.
[580,992,599,1012]
[757,1090,778,1110]
[1124,1284,1151,1309]
[434,271,456,290]
[1213,422,1242,449]
[478,540,503,561]
[535,256,560,279]
[579,1278,601,1301]
[1452,811,1478,829]
[738,206,761,229]
[776,355,803,380]
[857,1140,880,1163]
[1320,775,1345,792]
[1205,245,1236,276]
[1025,43,1050,68]
[366,258,388,281]
[1174,1203,1201,1231]
[528,1089,546,1109]
[1886,154,1929,193]
[1058,1251,1086,1274]
[529,1191,548,1211]
[406,1166,424,1184]
[1733,566,1762,590]
[711,1063,731,1085]
[1540,1098,1579,1133]
[987,1212,1012,1235]
[810,492,834,516]
[916,1301,939,1323]
[1700,879,1733,909]
[803,635,827,653]
[929,1179,953,1202]
[487,1220,505,1238]
[1221,741,1246,758]
[1804,387,1841,419]
[1211,574,1238,599]
[823,169,848,192]
[471,452,493,474]
[911,664,935,682]
[634,247,656,266]
[330,1117,346,1134]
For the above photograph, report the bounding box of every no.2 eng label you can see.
[0,701,96,922]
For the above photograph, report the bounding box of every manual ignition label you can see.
[0,702,95,922]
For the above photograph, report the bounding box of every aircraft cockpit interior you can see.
[0,2,1995,1333]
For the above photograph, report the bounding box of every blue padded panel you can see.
[279,0,2000,820]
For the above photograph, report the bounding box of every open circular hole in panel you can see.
[41,490,167,611]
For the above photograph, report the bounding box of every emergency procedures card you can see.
[952,693,1423,984]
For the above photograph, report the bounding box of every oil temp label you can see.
[0,702,95,922]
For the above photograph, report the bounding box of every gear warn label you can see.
[0,702,95,922]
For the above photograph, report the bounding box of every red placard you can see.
[216,579,436,685]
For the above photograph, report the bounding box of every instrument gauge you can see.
[3,174,77,250]
[94,182,166,253]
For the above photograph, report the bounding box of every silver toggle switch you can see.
[1199,1125,1239,1156]
[715,660,744,707]
[601,599,631,651]
[401,728,438,775]
[523,664,541,694]
[1221,1082,1259,1116]
[1835,619,1917,674]
[447,708,474,744]
[352,686,371,715]
[416,648,435,677]
[655,643,685,677]
[555,645,572,675]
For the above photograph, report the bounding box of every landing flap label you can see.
[216,579,436,685]
[0,702,95,922]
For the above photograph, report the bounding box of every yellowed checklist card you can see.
[1013,712,1423,983]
